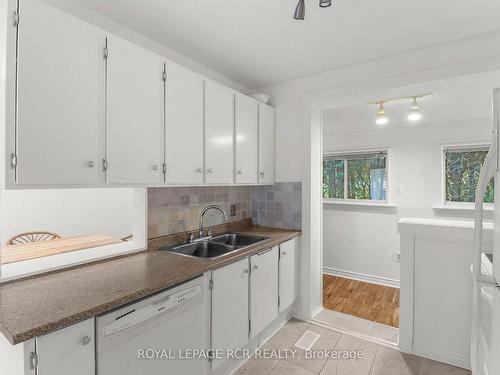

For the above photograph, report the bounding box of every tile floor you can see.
[314,308,400,345]
[237,319,471,375]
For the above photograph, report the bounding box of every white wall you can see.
[254,32,500,316]
[0,189,134,244]
[322,83,495,285]
[323,206,401,285]
[258,30,500,183]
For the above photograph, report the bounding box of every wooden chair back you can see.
[7,231,61,246]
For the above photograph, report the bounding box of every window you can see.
[444,146,494,204]
[323,151,388,201]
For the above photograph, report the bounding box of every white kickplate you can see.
[294,330,321,351]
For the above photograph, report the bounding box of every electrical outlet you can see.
[394,252,401,262]
[230,204,236,217]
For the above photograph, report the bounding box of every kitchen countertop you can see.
[0,226,300,345]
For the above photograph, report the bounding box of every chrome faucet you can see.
[198,204,229,239]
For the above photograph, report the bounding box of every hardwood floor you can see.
[323,275,400,328]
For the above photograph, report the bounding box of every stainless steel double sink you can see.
[160,233,269,260]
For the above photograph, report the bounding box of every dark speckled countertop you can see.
[0,225,300,345]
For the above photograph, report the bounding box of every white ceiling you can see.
[72,0,500,88]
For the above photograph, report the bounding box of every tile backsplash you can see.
[251,182,302,230]
[148,186,252,239]
[148,182,302,238]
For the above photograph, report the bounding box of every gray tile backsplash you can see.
[148,186,252,238]
[148,182,302,238]
[251,182,302,230]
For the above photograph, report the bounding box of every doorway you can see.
[301,72,500,348]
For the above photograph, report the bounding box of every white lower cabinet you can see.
[35,318,95,375]
[279,239,297,312]
[210,243,290,369]
[211,258,250,370]
[250,247,279,338]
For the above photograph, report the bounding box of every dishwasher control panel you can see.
[103,285,202,336]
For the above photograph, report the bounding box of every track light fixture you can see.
[293,0,305,20]
[294,0,332,20]
[407,96,422,122]
[369,93,431,126]
[375,103,389,126]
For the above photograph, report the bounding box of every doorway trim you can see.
[297,69,500,344]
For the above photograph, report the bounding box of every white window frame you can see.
[441,143,494,208]
[323,148,391,205]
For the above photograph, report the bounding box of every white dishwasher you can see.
[96,276,209,375]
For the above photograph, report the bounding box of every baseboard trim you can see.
[292,304,323,321]
[311,305,323,318]
[323,267,400,288]
[412,343,471,370]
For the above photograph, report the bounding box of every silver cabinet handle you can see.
[152,165,159,171]
[207,168,214,174]
[243,269,249,274]
[260,171,265,178]
[282,251,286,256]
[81,336,92,345]
[237,170,243,175]
[197,168,203,173]
[253,265,258,270]
[87,161,95,168]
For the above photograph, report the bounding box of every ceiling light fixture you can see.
[407,96,422,122]
[376,103,389,126]
[294,0,332,20]
[368,93,432,127]
[294,0,305,20]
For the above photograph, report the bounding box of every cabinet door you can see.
[36,319,94,375]
[235,94,258,184]
[16,0,104,185]
[279,239,297,312]
[165,62,204,184]
[204,81,234,184]
[250,247,279,337]
[211,258,249,369]
[258,104,275,184]
[106,36,164,184]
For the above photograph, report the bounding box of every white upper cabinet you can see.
[204,81,235,184]
[7,1,275,188]
[16,0,105,185]
[165,62,204,184]
[235,94,258,184]
[105,36,164,184]
[250,247,279,337]
[279,239,297,312]
[36,318,95,375]
[258,104,275,184]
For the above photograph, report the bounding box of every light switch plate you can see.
[396,185,404,197]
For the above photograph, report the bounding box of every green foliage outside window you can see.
[323,153,387,200]
[347,157,386,200]
[445,149,494,203]
[323,159,344,199]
